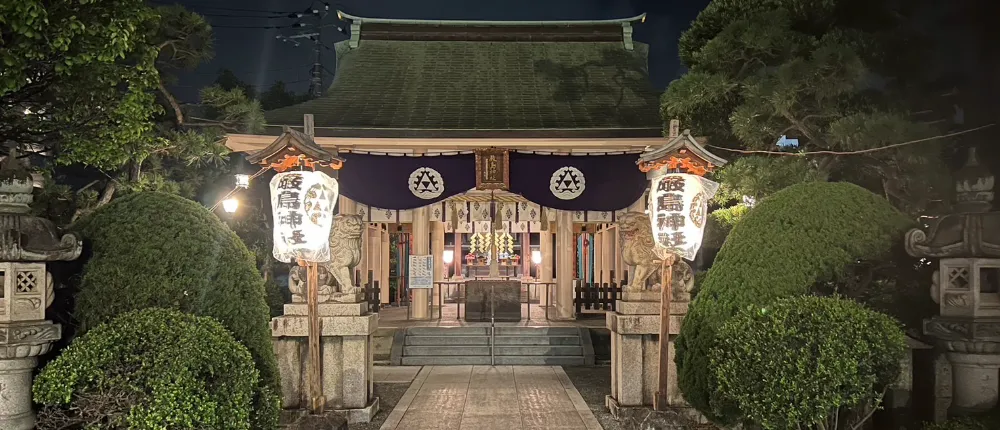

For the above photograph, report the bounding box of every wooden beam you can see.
[654,258,674,411]
[225,133,662,154]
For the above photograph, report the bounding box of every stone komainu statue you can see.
[289,214,365,302]
[616,212,695,300]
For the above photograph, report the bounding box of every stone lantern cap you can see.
[0,149,81,262]
[905,147,999,259]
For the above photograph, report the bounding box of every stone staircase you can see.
[394,326,594,366]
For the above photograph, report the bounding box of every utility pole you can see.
[276,1,332,98]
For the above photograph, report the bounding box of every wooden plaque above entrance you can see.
[474,148,509,191]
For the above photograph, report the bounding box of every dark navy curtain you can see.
[339,153,475,210]
[509,152,647,211]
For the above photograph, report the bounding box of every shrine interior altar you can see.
[464,280,521,322]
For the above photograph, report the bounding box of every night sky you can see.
[157,0,712,102]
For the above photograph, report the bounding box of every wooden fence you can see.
[573,281,623,314]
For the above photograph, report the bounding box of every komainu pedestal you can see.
[605,290,704,423]
[271,296,379,423]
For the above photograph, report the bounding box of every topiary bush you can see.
[71,191,278,429]
[34,308,259,429]
[675,181,912,425]
[712,295,906,429]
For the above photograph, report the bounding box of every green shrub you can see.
[71,192,278,429]
[264,277,288,318]
[34,308,258,429]
[712,296,906,429]
[703,203,750,250]
[675,181,911,424]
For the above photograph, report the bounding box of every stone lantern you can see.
[0,150,81,429]
[906,147,1000,418]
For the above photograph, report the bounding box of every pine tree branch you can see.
[707,123,995,156]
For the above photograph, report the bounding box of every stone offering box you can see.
[464,280,521,322]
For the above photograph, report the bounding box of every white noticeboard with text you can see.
[648,173,720,261]
[408,255,434,289]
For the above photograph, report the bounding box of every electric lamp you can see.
[222,198,239,213]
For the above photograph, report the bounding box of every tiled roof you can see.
[263,16,664,137]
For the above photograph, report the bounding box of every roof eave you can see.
[337,11,646,27]
[638,130,728,167]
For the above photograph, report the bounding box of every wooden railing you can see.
[573,281,623,314]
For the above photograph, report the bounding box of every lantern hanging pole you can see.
[306,260,325,413]
[654,254,674,411]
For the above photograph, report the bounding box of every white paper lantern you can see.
[269,171,339,263]
[648,173,719,261]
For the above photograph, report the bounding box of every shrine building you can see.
[225,12,718,322]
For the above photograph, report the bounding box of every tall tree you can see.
[260,80,310,111]
[664,3,956,214]
[1,0,162,169]
[215,68,256,100]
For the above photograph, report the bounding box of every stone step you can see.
[406,327,489,336]
[494,356,586,366]
[494,346,583,356]
[493,335,580,346]
[400,355,493,366]
[494,326,579,336]
[403,346,491,356]
[405,335,490,346]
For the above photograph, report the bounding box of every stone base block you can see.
[608,299,691,414]
[272,315,378,415]
[283,302,368,317]
[605,395,707,426]
[281,410,348,429]
[272,314,378,337]
[615,301,689,316]
[621,291,662,302]
[606,313,684,335]
[334,397,379,424]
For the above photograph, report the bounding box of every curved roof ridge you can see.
[337,10,646,27]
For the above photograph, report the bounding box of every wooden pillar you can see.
[453,231,463,280]
[412,207,430,318]
[431,221,445,312]
[521,232,530,279]
[380,225,390,304]
[540,225,553,306]
[594,228,604,284]
[613,225,623,284]
[602,224,614,285]
[555,210,575,320]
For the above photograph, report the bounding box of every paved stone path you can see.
[378,365,603,430]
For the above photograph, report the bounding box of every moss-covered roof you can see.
[263,16,664,137]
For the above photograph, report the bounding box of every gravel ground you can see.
[348,382,411,430]
[563,366,627,430]
[563,366,718,430]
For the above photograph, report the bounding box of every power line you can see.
[150,2,307,15]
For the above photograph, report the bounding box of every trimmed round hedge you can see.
[675,181,911,424]
[34,308,259,429]
[712,295,906,429]
[71,192,278,429]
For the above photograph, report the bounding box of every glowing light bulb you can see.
[222,198,239,213]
